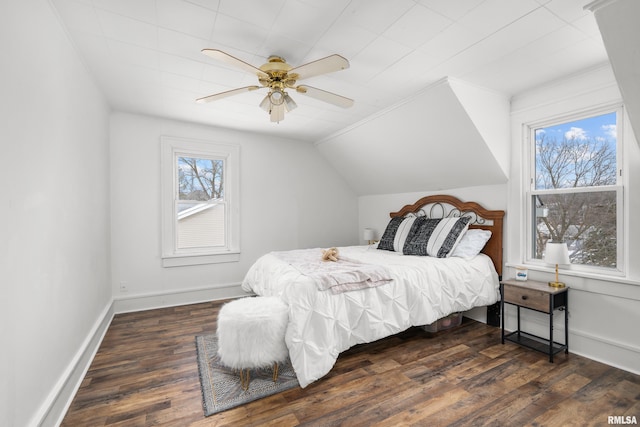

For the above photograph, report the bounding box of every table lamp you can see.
[544,241,570,288]
[363,228,375,245]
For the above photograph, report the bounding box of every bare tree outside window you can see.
[532,112,619,269]
[178,157,224,201]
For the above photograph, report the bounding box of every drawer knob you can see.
[521,295,528,300]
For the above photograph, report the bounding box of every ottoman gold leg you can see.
[272,362,279,382]
[239,368,250,390]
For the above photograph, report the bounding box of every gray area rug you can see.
[195,334,299,416]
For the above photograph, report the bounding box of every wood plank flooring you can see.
[61,300,640,426]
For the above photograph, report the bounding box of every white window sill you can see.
[505,262,640,300]
[162,251,240,267]
[506,261,640,284]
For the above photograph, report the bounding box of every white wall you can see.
[507,64,640,374]
[110,112,359,311]
[0,1,112,426]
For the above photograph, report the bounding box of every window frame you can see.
[524,105,624,275]
[161,136,240,267]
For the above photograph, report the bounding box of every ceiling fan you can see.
[196,49,354,123]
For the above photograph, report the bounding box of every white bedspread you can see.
[241,245,500,388]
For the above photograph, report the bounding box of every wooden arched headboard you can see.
[389,195,505,277]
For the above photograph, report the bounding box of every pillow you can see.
[377,216,417,252]
[450,229,492,259]
[402,218,440,256]
[426,216,471,258]
[377,217,404,251]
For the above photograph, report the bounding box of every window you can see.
[176,157,225,250]
[527,108,623,272]
[161,137,240,267]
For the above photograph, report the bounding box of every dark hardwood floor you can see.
[61,300,640,426]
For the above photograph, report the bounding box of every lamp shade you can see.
[544,242,570,265]
[363,228,374,241]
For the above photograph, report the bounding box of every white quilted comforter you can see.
[241,245,500,387]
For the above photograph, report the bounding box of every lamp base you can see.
[548,281,566,289]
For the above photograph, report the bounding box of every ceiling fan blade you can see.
[289,54,349,80]
[201,49,269,78]
[196,86,261,103]
[295,85,354,108]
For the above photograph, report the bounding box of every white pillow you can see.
[450,229,492,259]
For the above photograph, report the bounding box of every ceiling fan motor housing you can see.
[259,56,298,89]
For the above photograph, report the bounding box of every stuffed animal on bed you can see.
[321,247,339,262]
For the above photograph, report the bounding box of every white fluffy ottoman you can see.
[216,296,289,389]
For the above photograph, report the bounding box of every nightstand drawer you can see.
[503,286,549,312]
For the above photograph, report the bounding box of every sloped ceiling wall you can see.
[588,0,640,146]
[315,77,510,196]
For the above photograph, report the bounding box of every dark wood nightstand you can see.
[500,279,568,362]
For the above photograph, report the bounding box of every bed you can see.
[241,195,505,387]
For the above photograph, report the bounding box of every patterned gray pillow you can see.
[377,217,404,251]
[402,218,440,256]
[427,216,471,258]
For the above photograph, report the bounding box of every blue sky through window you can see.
[535,112,617,147]
[534,111,617,190]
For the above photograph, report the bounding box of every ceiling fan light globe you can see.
[270,89,284,105]
[284,93,297,112]
[259,94,271,112]
[270,103,285,123]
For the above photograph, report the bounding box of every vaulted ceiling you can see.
[51,0,608,143]
[316,77,511,195]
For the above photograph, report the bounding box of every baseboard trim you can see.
[34,300,115,427]
[37,283,248,427]
[502,310,640,375]
[113,282,248,314]
[569,329,640,376]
